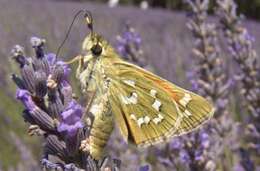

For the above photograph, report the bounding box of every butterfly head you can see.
[65,11,115,65]
[82,33,107,57]
[81,11,112,60]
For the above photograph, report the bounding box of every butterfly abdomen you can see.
[89,111,113,160]
[87,93,114,160]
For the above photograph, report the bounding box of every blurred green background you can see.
[0,0,259,170]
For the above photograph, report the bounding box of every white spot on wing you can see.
[179,93,192,107]
[121,95,128,104]
[152,99,161,111]
[129,92,138,104]
[121,92,138,104]
[130,114,137,121]
[123,80,135,87]
[158,114,164,120]
[144,116,151,124]
[152,113,164,124]
[137,118,145,127]
[150,89,157,97]
[90,104,100,115]
[152,118,161,124]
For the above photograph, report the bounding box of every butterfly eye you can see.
[91,44,102,56]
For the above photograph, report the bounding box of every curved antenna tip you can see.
[83,10,93,32]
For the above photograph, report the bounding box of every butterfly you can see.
[66,12,214,160]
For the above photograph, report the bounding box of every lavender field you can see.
[0,0,259,170]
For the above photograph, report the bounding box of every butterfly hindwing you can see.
[108,61,214,147]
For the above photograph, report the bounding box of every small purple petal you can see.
[243,30,255,42]
[45,53,56,66]
[199,132,210,149]
[194,150,203,161]
[135,36,142,45]
[58,100,84,137]
[57,121,83,137]
[60,101,82,122]
[16,89,36,111]
[217,99,228,109]
[179,150,190,163]
[200,132,209,140]
[139,164,150,171]
[170,140,183,149]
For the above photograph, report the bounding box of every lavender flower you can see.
[217,0,260,170]
[58,100,84,137]
[16,89,37,111]
[11,36,120,170]
[116,24,147,67]
[217,0,260,122]
[116,25,141,56]
[45,53,56,66]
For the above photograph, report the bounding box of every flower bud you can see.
[34,71,47,98]
[21,65,35,93]
[48,90,64,119]
[29,108,56,131]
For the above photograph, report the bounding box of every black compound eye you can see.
[91,44,102,56]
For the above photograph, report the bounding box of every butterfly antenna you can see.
[55,9,93,59]
[84,10,94,34]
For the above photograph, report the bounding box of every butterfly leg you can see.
[64,55,82,65]
[80,95,114,160]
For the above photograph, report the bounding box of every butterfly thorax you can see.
[77,41,121,115]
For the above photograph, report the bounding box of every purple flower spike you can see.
[57,100,83,137]
[16,89,36,111]
[122,29,142,47]
[116,25,146,66]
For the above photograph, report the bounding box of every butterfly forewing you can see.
[108,61,214,147]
